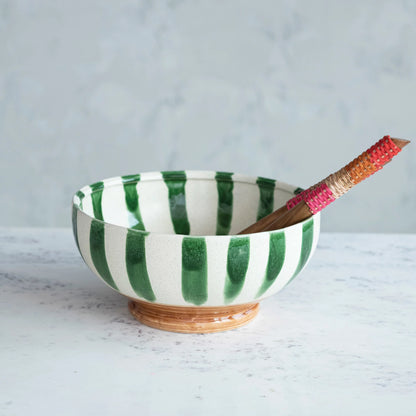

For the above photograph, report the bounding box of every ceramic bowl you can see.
[72,171,320,333]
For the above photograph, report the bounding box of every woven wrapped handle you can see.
[286,136,401,215]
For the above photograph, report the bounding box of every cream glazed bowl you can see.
[72,171,320,333]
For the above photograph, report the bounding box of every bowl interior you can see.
[75,171,301,236]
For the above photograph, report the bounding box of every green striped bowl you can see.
[72,171,320,308]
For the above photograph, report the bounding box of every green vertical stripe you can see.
[162,171,190,235]
[224,237,250,303]
[182,237,208,305]
[90,221,118,290]
[286,218,314,285]
[76,190,85,210]
[256,231,286,298]
[72,205,80,250]
[122,174,145,231]
[125,229,156,301]
[73,190,84,255]
[90,181,105,220]
[215,171,234,235]
[256,177,276,221]
[89,182,118,290]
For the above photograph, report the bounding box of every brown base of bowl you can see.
[128,300,260,333]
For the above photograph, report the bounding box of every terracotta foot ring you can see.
[128,300,260,333]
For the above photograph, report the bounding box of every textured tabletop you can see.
[1,228,415,416]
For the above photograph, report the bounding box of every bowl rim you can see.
[72,170,318,238]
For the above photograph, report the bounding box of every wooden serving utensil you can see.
[239,136,410,234]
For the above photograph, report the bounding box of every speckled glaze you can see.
[72,171,320,330]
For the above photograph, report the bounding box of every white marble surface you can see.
[1,1,415,232]
[1,228,416,415]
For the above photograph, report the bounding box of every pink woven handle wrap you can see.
[287,182,335,214]
[286,193,304,210]
[367,135,401,169]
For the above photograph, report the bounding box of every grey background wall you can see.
[0,0,415,232]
